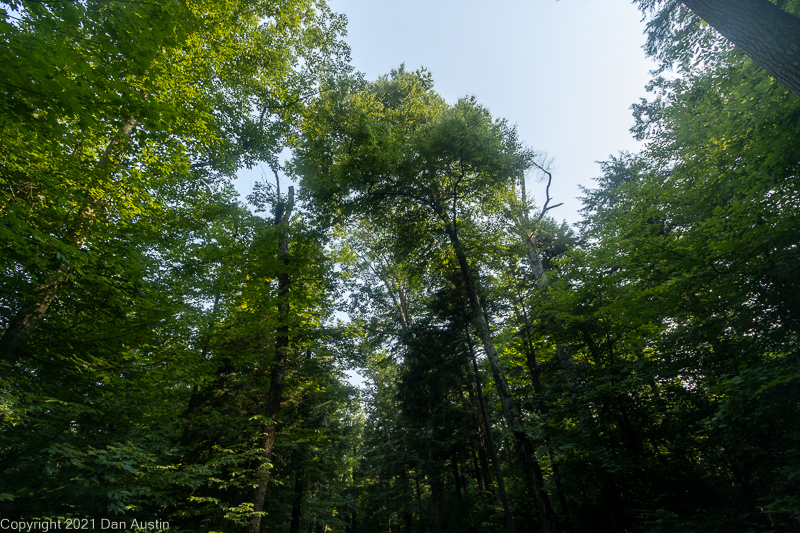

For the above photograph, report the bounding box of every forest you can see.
[1,0,799,532]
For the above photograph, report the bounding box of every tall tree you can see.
[0,1,350,528]
[555,40,800,531]
[0,0,348,372]
[293,67,559,533]
[637,0,800,98]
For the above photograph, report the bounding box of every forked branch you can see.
[531,160,564,224]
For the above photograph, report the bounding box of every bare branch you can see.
[530,160,563,224]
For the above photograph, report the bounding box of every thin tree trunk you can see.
[444,224,558,533]
[458,458,468,497]
[249,187,294,533]
[399,467,414,533]
[557,344,628,529]
[518,190,623,529]
[511,278,571,522]
[425,418,448,533]
[680,0,800,99]
[452,455,462,501]
[465,335,514,532]
[0,118,137,377]
[470,440,489,499]
[289,468,306,533]
[556,345,596,441]
[522,344,570,521]
[475,434,495,501]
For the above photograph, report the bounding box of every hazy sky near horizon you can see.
[235,0,658,225]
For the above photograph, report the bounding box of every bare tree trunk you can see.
[680,0,800,99]
[249,187,294,533]
[524,235,545,281]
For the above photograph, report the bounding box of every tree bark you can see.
[425,418,448,533]
[451,455,462,501]
[466,334,515,533]
[249,187,294,533]
[289,468,306,533]
[399,467,414,533]
[509,272,572,522]
[681,0,800,98]
[524,234,545,281]
[0,278,62,378]
[522,341,570,522]
[558,344,629,529]
[556,346,596,441]
[442,223,558,533]
[520,192,625,529]
[0,117,137,377]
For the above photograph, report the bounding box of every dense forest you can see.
[1,1,799,532]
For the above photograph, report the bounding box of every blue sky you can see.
[236,0,658,225]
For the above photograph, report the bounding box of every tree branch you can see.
[531,161,563,224]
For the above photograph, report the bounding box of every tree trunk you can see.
[556,345,597,441]
[473,441,492,499]
[520,205,623,529]
[289,468,306,533]
[469,441,486,496]
[523,345,570,522]
[444,224,558,533]
[249,187,294,533]
[0,277,61,378]
[452,455,462,501]
[558,344,629,529]
[511,282,571,523]
[466,335,515,533]
[524,234,545,281]
[398,467,414,533]
[0,118,137,377]
[425,419,448,533]
[681,0,800,98]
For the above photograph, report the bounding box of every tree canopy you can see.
[1,2,799,533]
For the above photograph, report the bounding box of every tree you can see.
[293,67,560,533]
[0,0,348,372]
[636,0,800,99]
[556,40,800,531]
[0,1,351,528]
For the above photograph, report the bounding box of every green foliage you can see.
[3,3,800,532]
[547,38,800,532]
[634,0,800,72]
[0,0,354,530]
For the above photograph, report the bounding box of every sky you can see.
[231,0,660,387]
[235,0,658,226]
